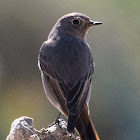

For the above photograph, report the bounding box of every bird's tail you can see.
[75,105,100,140]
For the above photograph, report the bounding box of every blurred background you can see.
[0,0,140,139]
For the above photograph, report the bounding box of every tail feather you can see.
[75,105,100,140]
[67,114,79,133]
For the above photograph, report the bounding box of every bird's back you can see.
[39,35,94,89]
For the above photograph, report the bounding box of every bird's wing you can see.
[58,73,93,132]
[39,40,94,132]
[38,41,58,79]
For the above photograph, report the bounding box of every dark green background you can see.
[0,0,140,139]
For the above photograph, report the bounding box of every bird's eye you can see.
[72,19,80,25]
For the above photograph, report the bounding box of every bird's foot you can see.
[48,112,61,127]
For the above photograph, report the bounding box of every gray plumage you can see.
[38,12,102,133]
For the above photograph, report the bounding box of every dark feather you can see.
[38,35,94,132]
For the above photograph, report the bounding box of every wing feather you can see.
[38,40,94,132]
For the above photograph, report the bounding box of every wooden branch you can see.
[6,116,80,140]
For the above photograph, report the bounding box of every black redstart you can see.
[38,12,102,140]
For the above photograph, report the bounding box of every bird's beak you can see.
[89,21,103,26]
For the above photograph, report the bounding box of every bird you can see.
[38,12,102,140]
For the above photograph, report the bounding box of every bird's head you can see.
[54,12,103,39]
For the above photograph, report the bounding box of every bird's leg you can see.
[48,112,61,127]
[55,112,61,124]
